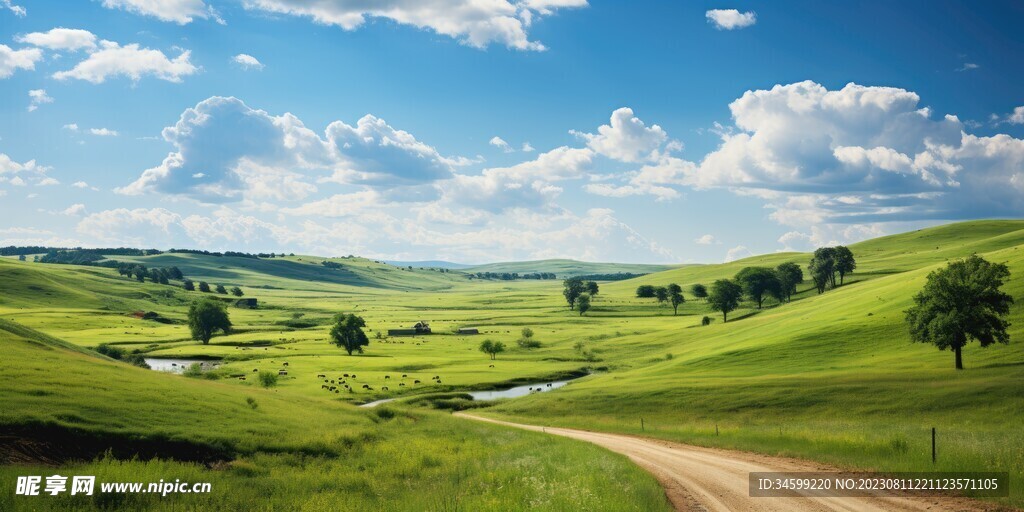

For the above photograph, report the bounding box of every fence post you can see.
[931,427,936,463]
[641,418,645,431]
[716,424,719,436]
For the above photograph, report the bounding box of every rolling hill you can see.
[465,258,682,278]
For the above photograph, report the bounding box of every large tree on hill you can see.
[586,281,599,296]
[187,299,232,345]
[834,246,856,285]
[735,267,781,309]
[668,283,685,315]
[905,255,1013,370]
[653,286,669,306]
[690,283,708,301]
[775,263,803,302]
[707,279,743,322]
[329,313,369,355]
[563,277,586,309]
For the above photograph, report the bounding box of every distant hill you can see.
[465,259,682,278]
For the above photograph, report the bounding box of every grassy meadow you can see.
[2,219,1024,509]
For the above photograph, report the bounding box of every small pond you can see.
[144,358,220,373]
[361,378,575,408]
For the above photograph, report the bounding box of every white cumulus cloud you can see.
[27,89,53,112]
[0,44,42,79]
[706,9,756,30]
[242,0,587,51]
[232,53,263,70]
[101,0,221,24]
[53,40,198,83]
[16,28,98,51]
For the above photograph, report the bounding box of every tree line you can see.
[471,272,558,280]
[635,284,686,315]
[563,277,600,315]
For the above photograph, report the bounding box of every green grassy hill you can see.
[466,258,681,278]
[111,253,467,291]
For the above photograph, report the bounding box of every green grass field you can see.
[2,219,1024,509]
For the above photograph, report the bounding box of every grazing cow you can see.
[402,374,408,378]
[382,387,389,391]
[321,385,328,389]
[283,362,289,366]
[399,383,405,386]
[362,384,370,389]
[278,370,288,376]
[384,375,390,379]
[414,380,421,384]
[239,377,246,381]
[547,383,552,387]
[489,365,494,368]
[343,373,349,377]
[335,389,340,394]
[351,374,357,378]
[317,374,325,378]
[253,369,259,372]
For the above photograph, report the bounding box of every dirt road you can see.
[457,414,1002,512]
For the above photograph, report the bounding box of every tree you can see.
[517,327,541,348]
[479,339,506,360]
[586,281,599,296]
[735,267,780,309]
[168,267,184,280]
[18,254,25,261]
[775,263,803,302]
[707,279,743,322]
[667,283,685,315]
[158,274,169,285]
[183,279,195,291]
[215,284,228,294]
[690,283,708,301]
[133,266,147,283]
[577,294,591,316]
[187,299,232,344]
[653,286,669,305]
[563,277,586,309]
[521,327,534,340]
[198,281,211,293]
[329,313,369,355]
[636,285,656,298]
[905,255,1013,370]
[230,286,244,297]
[808,247,837,294]
[834,246,856,285]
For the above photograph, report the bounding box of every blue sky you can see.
[2,0,1024,263]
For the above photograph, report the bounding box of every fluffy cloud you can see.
[27,89,53,112]
[120,96,461,202]
[77,207,185,245]
[2,0,25,17]
[61,203,86,216]
[1008,106,1024,125]
[232,53,263,70]
[694,234,718,245]
[89,127,118,136]
[53,41,198,83]
[0,153,45,175]
[489,136,512,152]
[646,80,1024,225]
[0,44,42,79]
[706,9,756,30]
[572,107,671,163]
[16,28,98,51]
[101,0,221,24]
[242,0,587,51]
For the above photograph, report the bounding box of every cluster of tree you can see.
[167,249,292,259]
[563,278,599,315]
[94,343,150,368]
[479,339,507,359]
[182,280,243,296]
[39,249,107,265]
[471,272,558,280]
[635,284,686,314]
[517,327,541,349]
[576,272,648,281]
[808,246,856,294]
[701,262,806,322]
[2,246,159,257]
[321,260,345,269]
[116,263,185,285]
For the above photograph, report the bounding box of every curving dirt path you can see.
[457,414,1005,512]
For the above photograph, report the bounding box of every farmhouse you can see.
[388,320,432,336]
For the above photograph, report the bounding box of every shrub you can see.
[95,343,125,360]
[258,370,278,388]
[517,338,542,349]
[182,363,204,377]
[246,397,259,410]
[701,316,712,326]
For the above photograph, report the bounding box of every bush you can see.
[701,316,712,326]
[123,354,151,369]
[246,397,259,410]
[517,338,542,349]
[95,343,125,359]
[258,370,278,388]
[182,363,204,377]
